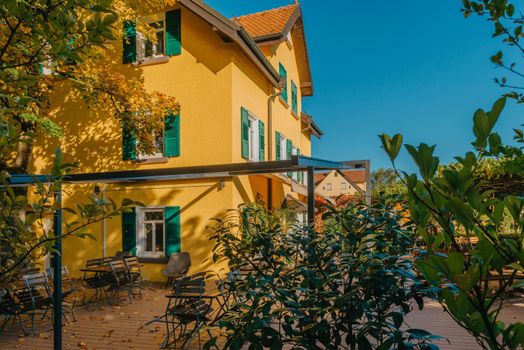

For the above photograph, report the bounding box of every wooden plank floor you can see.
[1,283,523,349]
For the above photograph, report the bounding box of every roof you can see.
[177,0,281,87]
[301,112,323,138]
[233,3,314,96]
[314,173,327,185]
[233,4,299,39]
[342,170,367,184]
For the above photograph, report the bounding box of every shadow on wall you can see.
[32,54,149,174]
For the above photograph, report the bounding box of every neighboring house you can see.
[314,170,368,198]
[30,1,322,280]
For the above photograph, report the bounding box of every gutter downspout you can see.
[102,184,107,257]
[267,87,282,209]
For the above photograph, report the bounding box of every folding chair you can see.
[0,288,25,334]
[22,273,54,335]
[106,260,133,304]
[124,256,143,298]
[82,258,109,301]
[46,266,77,321]
[162,274,214,349]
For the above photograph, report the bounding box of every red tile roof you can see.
[314,173,327,185]
[233,4,298,39]
[342,170,367,184]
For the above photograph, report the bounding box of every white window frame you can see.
[248,113,260,162]
[136,207,165,258]
[280,134,288,160]
[341,182,347,190]
[137,126,164,160]
[291,146,299,181]
[137,15,166,61]
[325,183,332,191]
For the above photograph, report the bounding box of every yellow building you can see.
[30,1,322,281]
[314,170,369,198]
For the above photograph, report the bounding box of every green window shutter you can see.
[241,107,249,160]
[164,113,180,157]
[165,206,181,256]
[291,80,298,114]
[286,140,293,177]
[297,148,303,183]
[122,209,137,256]
[122,121,137,161]
[166,10,181,56]
[122,21,137,64]
[279,63,287,102]
[275,132,281,160]
[258,120,265,161]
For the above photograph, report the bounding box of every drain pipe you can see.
[268,87,282,161]
[267,87,282,209]
[102,184,107,257]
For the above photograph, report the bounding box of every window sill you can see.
[291,110,299,120]
[133,56,169,67]
[278,97,289,109]
[136,157,169,164]
[138,257,168,264]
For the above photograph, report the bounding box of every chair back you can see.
[0,288,18,315]
[101,256,116,265]
[46,266,75,290]
[109,260,130,287]
[86,258,102,267]
[166,252,191,274]
[23,272,52,306]
[124,256,140,272]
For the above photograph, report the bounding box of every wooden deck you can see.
[1,283,523,349]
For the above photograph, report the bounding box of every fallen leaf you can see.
[102,330,114,338]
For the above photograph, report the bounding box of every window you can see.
[325,183,332,191]
[138,130,164,159]
[138,20,166,60]
[137,208,165,258]
[341,182,347,190]
[248,116,259,161]
[280,135,287,160]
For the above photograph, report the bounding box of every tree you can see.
[0,0,179,173]
[371,167,398,189]
[0,0,175,282]
[380,98,524,350]
[462,0,524,104]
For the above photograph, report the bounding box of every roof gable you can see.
[232,4,313,96]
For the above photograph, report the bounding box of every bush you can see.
[207,201,438,350]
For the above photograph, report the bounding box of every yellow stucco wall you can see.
[29,3,315,282]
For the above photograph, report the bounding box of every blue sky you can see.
[207,0,522,173]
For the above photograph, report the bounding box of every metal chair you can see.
[22,273,54,335]
[124,256,143,298]
[106,260,133,304]
[82,258,109,301]
[162,252,191,289]
[0,288,25,334]
[162,274,213,349]
[46,266,77,321]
